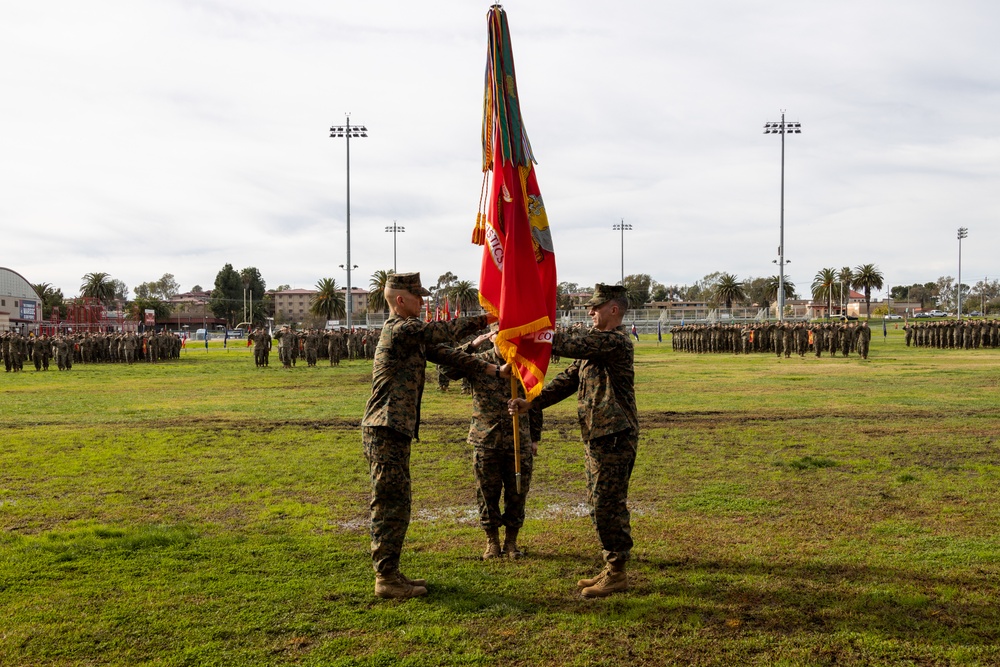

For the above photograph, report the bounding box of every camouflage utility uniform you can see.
[443,344,534,541]
[532,324,638,566]
[361,312,492,576]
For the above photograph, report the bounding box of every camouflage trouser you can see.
[473,444,533,530]
[585,430,637,565]
[363,426,412,575]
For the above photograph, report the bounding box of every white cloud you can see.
[1,0,998,300]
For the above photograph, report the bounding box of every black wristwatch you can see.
[494,366,500,378]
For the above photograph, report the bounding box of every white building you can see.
[0,267,42,333]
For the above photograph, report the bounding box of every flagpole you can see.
[510,374,522,493]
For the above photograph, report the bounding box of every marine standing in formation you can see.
[510,284,638,598]
[442,327,537,561]
[360,272,510,600]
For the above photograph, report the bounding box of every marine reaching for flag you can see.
[473,5,557,493]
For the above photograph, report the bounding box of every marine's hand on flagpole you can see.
[508,397,530,415]
[498,363,512,379]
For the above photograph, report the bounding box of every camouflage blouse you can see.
[534,325,637,441]
[362,314,490,438]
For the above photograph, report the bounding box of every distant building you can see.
[0,267,42,333]
[270,287,369,325]
[165,291,224,333]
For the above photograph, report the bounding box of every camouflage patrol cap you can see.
[387,272,431,297]
[584,283,628,307]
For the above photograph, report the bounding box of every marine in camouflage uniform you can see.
[856,322,871,359]
[326,329,342,366]
[442,330,536,560]
[361,272,505,600]
[274,326,294,368]
[512,284,637,598]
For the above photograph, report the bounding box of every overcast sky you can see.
[2,0,998,300]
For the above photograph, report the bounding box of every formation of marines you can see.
[262,326,380,368]
[904,319,1000,349]
[671,321,874,359]
[2,330,182,372]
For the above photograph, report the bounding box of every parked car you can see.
[913,312,933,318]
[927,310,949,317]
[968,310,983,317]
[884,314,903,320]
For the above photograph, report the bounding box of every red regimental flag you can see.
[444,296,452,321]
[474,6,557,401]
[425,298,431,322]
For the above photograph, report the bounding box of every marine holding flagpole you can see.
[510,284,639,598]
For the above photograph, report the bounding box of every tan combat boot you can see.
[576,564,610,588]
[399,572,426,587]
[375,571,428,599]
[502,526,523,559]
[482,528,502,560]
[579,563,628,598]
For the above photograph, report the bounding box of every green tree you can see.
[368,270,394,313]
[890,285,909,301]
[134,273,181,300]
[80,272,116,306]
[762,275,796,314]
[811,268,837,320]
[129,297,172,323]
[310,278,346,321]
[31,283,65,320]
[556,282,581,310]
[239,267,267,326]
[450,280,479,313]
[209,264,243,327]
[434,271,458,296]
[623,274,653,308]
[837,266,854,314]
[852,263,885,320]
[713,273,746,309]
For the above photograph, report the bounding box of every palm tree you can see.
[763,275,796,316]
[310,278,346,321]
[811,268,837,320]
[852,263,885,320]
[450,280,479,313]
[368,270,394,313]
[80,272,116,306]
[713,273,746,310]
[837,266,854,316]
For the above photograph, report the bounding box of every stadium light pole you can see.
[957,227,968,319]
[764,112,801,322]
[330,116,368,330]
[339,264,359,325]
[385,222,405,273]
[612,220,632,286]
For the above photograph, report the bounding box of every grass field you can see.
[2,328,1000,666]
